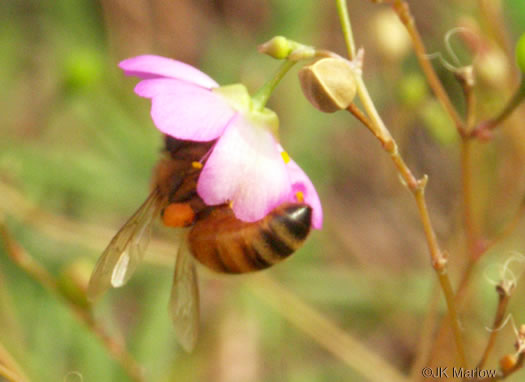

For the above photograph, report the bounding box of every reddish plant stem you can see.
[346,108,467,369]
[477,285,512,370]
[392,0,465,134]
[471,81,525,140]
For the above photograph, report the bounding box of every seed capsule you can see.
[298,57,357,113]
[499,353,517,373]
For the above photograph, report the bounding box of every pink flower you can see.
[119,55,322,229]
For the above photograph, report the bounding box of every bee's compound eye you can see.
[162,203,196,227]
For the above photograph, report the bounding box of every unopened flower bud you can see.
[298,57,357,113]
[259,36,293,59]
[516,33,525,74]
[258,36,315,61]
[499,353,517,373]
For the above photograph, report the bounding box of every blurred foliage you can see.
[1,0,525,381]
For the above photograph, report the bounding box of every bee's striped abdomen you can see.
[188,203,312,274]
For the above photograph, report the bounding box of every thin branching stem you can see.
[461,139,478,258]
[473,353,525,381]
[477,286,512,370]
[0,222,145,382]
[471,80,525,140]
[486,203,525,252]
[346,103,373,129]
[336,0,467,369]
[458,66,479,259]
[391,0,465,133]
[455,201,525,304]
[335,0,356,59]
[499,353,525,380]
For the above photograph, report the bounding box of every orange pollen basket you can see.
[191,161,203,169]
[162,203,196,227]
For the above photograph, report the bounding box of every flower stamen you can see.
[281,151,291,164]
[192,161,203,169]
[295,191,304,202]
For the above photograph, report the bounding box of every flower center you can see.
[213,84,280,138]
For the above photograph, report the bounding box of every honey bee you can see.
[87,136,313,351]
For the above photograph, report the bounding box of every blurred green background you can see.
[1,0,525,381]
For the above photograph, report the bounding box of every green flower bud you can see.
[258,36,315,61]
[258,36,293,59]
[516,33,525,74]
[298,57,357,113]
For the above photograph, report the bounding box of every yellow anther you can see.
[295,191,304,202]
[192,161,203,169]
[281,151,291,164]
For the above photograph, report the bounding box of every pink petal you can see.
[119,55,218,89]
[287,161,323,229]
[279,146,323,229]
[197,115,291,222]
[135,79,236,141]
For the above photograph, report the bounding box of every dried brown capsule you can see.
[298,57,357,113]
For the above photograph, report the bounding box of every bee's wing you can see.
[87,189,164,301]
[169,231,200,352]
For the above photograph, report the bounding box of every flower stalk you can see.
[337,0,467,369]
[335,0,356,59]
[252,59,297,111]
